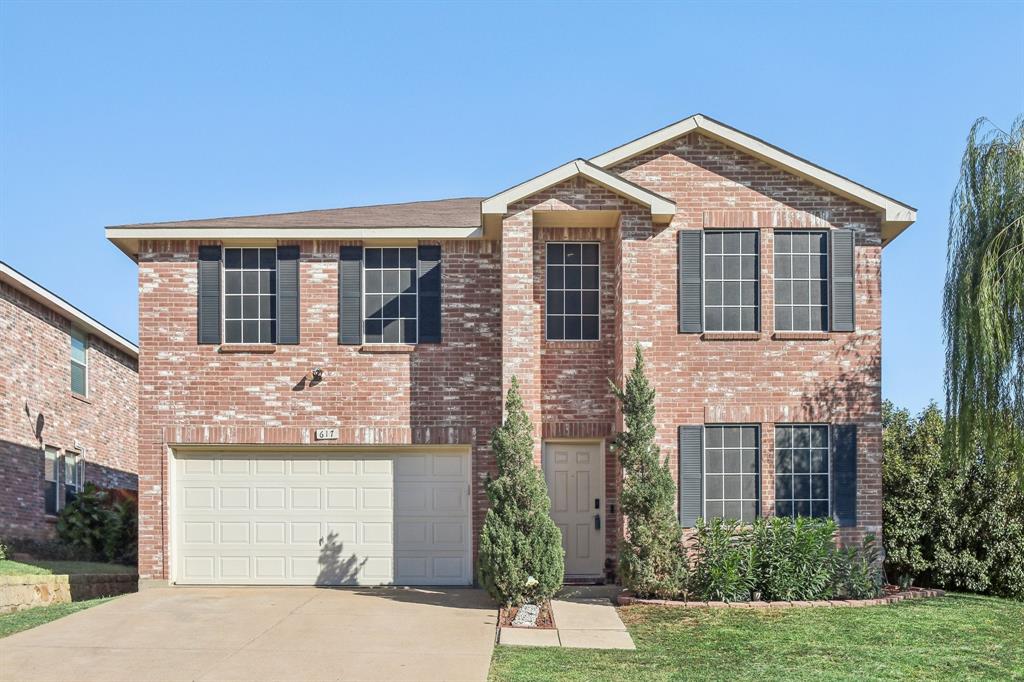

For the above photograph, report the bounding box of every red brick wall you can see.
[0,281,138,540]
[135,239,501,579]
[133,131,887,579]
[610,133,884,544]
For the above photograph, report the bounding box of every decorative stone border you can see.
[0,573,138,614]
[617,587,945,609]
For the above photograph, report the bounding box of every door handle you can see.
[594,514,601,531]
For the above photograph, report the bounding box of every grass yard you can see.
[0,559,136,576]
[489,594,1024,681]
[0,597,114,639]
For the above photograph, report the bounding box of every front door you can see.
[543,442,605,579]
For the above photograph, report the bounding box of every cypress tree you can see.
[611,345,687,598]
[478,377,565,606]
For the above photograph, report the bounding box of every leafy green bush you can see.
[691,518,755,602]
[478,377,565,606]
[611,346,687,599]
[688,517,882,602]
[56,483,138,565]
[0,539,7,561]
[3,536,96,562]
[832,535,885,600]
[883,401,1024,599]
[750,516,837,601]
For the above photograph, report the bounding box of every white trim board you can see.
[590,114,917,244]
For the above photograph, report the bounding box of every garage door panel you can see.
[174,451,470,586]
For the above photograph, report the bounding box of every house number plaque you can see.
[314,428,339,441]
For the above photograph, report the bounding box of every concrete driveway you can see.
[0,587,498,682]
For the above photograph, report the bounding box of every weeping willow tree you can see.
[943,115,1024,472]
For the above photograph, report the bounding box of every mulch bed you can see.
[618,586,945,609]
[499,601,557,629]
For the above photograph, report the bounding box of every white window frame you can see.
[44,446,61,515]
[702,424,761,523]
[222,246,278,345]
[362,246,419,345]
[773,424,831,519]
[70,329,88,397]
[702,229,760,333]
[545,241,601,342]
[773,230,829,332]
[64,451,84,496]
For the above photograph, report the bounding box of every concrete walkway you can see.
[499,586,635,650]
[0,586,497,682]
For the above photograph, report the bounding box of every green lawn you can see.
[0,597,114,639]
[490,594,1024,681]
[0,559,136,576]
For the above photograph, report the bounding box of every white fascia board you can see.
[106,225,484,259]
[590,114,917,235]
[481,160,675,221]
[0,261,139,357]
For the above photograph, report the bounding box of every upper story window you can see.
[364,247,418,344]
[546,242,600,341]
[704,425,760,522]
[775,231,828,331]
[704,230,759,332]
[774,424,830,519]
[224,247,277,344]
[70,329,88,396]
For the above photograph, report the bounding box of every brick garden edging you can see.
[0,573,138,614]
[617,587,945,609]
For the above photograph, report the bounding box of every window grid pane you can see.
[546,242,600,340]
[224,248,277,343]
[704,425,760,522]
[70,331,87,395]
[704,230,759,331]
[363,247,418,344]
[774,425,830,518]
[774,231,828,331]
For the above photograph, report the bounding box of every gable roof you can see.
[0,260,139,358]
[590,113,917,244]
[106,114,917,258]
[481,158,676,223]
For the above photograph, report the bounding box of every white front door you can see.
[543,442,605,578]
[172,450,471,586]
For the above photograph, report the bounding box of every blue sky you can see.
[1,1,1021,413]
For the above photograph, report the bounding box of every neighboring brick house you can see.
[106,114,915,586]
[0,261,138,541]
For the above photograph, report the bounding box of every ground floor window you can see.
[44,447,85,514]
[774,424,830,518]
[704,425,760,522]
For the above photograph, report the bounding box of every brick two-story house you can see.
[1,261,139,541]
[106,114,915,587]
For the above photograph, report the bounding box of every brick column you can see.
[500,210,542,463]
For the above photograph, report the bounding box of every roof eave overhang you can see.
[0,263,139,357]
[105,225,485,260]
[481,159,676,225]
[591,114,917,246]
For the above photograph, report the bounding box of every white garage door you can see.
[173,450,471,586]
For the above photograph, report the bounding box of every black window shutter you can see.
[678,230,703,333]
[339,246,363,345]
[197,246,221,344]
[830,229,855,332]
[276,246,300,345]
[832,424,857,527]
[418,245,442,343]
[679,425,704,527]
